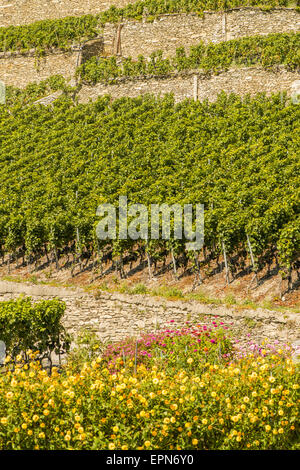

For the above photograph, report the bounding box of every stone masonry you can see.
[78,66,300,104]
[0,281,299,349]
[0,9,299,89]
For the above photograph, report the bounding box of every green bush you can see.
[0,297,70,364]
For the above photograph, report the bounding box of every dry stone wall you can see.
[0,281,299,349]
[0,50,78,88]
[0,9,299,89]
[0,0,137,27]
[78,66,300,104]
[103,9,300,59]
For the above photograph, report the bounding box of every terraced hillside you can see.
[0,2,299,307]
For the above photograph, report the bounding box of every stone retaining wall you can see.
[0,281,299,349]
[103,9,300,59]
[0,0,136,27]
[0,50,78,88]
[78,66,300,104]
[0,9,299,89]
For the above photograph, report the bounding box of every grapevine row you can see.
[0,92,299,292]
[77,32,300,85]
[0,1,295,54]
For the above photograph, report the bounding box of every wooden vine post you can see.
[115,24,123,56]
[221,238,230,285]
[246,232,258,287]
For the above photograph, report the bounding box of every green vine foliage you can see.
[77,32,300,84]
[0,15,99,54]
[0,91,299,274]
[5,75,70,107]
[0,1,295,53]
[0,297,70,362]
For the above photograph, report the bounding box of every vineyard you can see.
[0,91,299,297]
[0,1,297,54]
[0,0,299,455]
[77,32,300,84]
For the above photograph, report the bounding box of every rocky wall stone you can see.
[0,0,137,27]
[0,9,299,89]
[78,66,300,104]
[0,281,299,349]
[103,9,300,59]
[0,50,79,88]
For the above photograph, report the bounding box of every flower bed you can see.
[0,321,298,450]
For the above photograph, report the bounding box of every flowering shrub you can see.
[101,320,233,372]
[0,338,298,450]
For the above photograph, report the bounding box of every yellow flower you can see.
[187,358,193,364]
[21,423,27,430]
[164,418,170,424]
[108,443,115,450]
[43,409,50,416]
[192,439,198,445]
[265,425,271,432]
[243,396,250,403]
[39,432,45,439]
[202,419,208,425]
[1,417,8,425]
[112,425,119,433]
[144,441,151,448]
[27,430,33,436]
[121,445,128,450]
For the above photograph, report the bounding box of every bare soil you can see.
[0,250,299,310]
